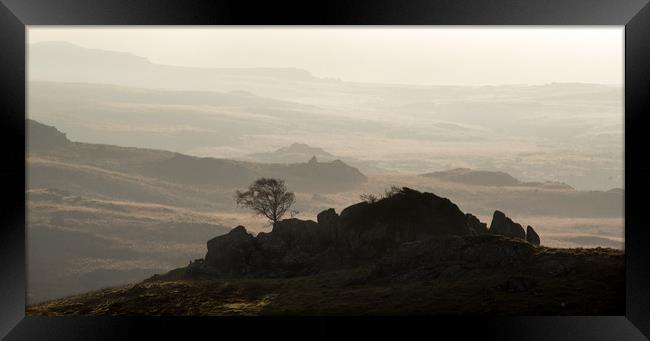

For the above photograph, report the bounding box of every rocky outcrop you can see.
[33,239,624,316]
[486,210,541,245]
[339,187,470,238]
[317,208,339,226]
[465,213,488,235]
[204,226,256,276]
[374,234,538,281]
[198,215,347,278]
[489,210,526,240]
[197,188,542,279]
[526,225,541,246]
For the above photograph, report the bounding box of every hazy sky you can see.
[28,26,623,86]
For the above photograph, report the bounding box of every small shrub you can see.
[383,185,402,199]
[360,193,379,203]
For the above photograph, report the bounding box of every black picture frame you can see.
[1,0,649,339]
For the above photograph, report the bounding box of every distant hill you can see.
[27,119,367,196]
[29,42,325,92]
[248,143,338,163]
[246,143,386,175]
[25,120,623,304]
[421,168,574,189]
[143,152,367,193]
[26,119,366,303]
[26,42,623,192]
[422,168,521,186]
[27,80,322,154]
[26,117,71,149]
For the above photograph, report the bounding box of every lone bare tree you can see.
[234,178,296,227]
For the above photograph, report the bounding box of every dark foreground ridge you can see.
[28,188,623,316]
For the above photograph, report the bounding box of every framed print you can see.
[1,0,649,340]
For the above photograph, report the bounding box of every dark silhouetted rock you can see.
[315,208,341,243]
[340,187,470,239]
[374,234,537,281]
[317,208,339,226]
[526,225,541,246]
[465,213,488,235]
[489,210,526,240]
[256,232,287,257]
[272,218,320,248]
[337,187,472,259]
[197,188,544,280]
[204,226,255,276]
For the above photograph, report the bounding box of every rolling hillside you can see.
[28,42,624,192]
[26,119,366,303]
[26,119,624,304]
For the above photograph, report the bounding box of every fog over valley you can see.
[28,42,623,191]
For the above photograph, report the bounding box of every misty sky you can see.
[28,27,623,86]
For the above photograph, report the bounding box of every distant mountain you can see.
[26,42,623,191]
[27,119,367,196]
[422,168,520,186]
[248,143,338,163]
[246,143,387,175]
[27,80,326,157]
[29,42,324,92]
[421,168,574,190]
[143,152,367,193]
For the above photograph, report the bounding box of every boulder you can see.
[526,225,541,246]
[315,208,341,244]
[317,208,339,227]
[248,232,289,276]
[256,232,288,256]
[272,218,320,248]
[204,225,255,275]
[465,213,488,235]
[489,210,525,240]
[340,187,471,240]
